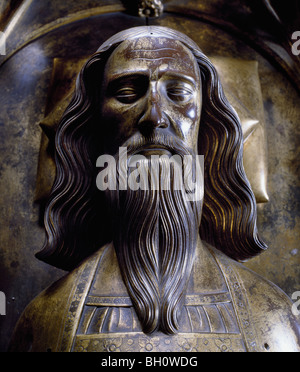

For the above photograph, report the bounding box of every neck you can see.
[186,237,229,296]
[89,237,229,301]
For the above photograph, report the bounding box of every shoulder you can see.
[8,273,72,352]
[8,246,106,352]
[209,244,300,352]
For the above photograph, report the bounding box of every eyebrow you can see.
[160,72,197,87]
[132,57,177,62]
[106,71,198,89]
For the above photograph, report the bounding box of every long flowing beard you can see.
[106,133,202,335]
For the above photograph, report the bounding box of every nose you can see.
[138,89,168,136]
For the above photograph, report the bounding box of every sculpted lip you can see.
[136,145,173,157]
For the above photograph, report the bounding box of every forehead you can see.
[104,37,200,81]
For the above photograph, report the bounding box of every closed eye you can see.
[108,75,148,104]
[115,87,141,103]
[167,85,194,103]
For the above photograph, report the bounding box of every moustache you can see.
[116,131,193,158]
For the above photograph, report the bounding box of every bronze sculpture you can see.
[9,26,300,352]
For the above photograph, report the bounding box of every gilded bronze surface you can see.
[1,1,299,353]
[8,241,300,352]
[8,26,300,352]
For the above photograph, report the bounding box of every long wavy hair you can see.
[36,27,267,271]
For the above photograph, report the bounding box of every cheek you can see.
[101,100,141,140]
[102,99,141,120]
[172,103,200,136]
[101,100,125,121]
[186,106,197,121]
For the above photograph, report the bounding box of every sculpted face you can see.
[100,36,202,156]
[97,36,203,335]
